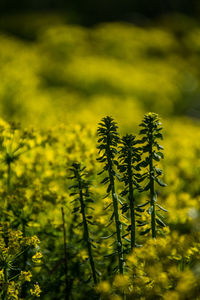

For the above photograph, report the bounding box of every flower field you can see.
[0,14,200,299]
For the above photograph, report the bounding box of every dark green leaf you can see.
[101,177,109,184]
[139,129,147,134]
[101,232,116,240]
[137,222,149,227]
[156,204,168,212]
[156,218,166,227]
[85,199,94,203]
[135,207,145,213]
[153,152,161,161]
[155,167,163,175]
[142,182,150,191]
[104,202,112,210]
[156,144,164,150]
[97,170,105,175]
[137,201,149,208]
[155,177,167,187]
[69,192,77,196]
[123,237,131,243]
[120,221,128,227]
[156,151,164,158]
[139,228,151,235]
[73,207,80,213]
[155,133,163,140]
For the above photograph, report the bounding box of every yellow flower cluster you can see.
[30,283,42,297]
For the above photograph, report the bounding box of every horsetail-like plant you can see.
[138,113,167,238]
[118,134,141,249]
[97,116,124,274]
[69,163,98,285]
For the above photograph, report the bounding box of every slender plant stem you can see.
[149,129,156,239]
[76,172,97,285]
[61,206,70,300]
[106,141,123,274]
[22,221,27,270]
[21,221,28,298]
[2,265,8,300]
[7,161,11,193]
[127,150,135,249]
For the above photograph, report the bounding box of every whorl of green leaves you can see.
[69,162,98,284]
[97,116,124,274]
[118,134,141,249]
[97,116,120,183]
[138,113,167,238]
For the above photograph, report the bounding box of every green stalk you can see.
[97,116,124,274]
[21,220,28,298]
[119,135,141,250]
[127,150,136,249]
[149,129,156,239]
[106,141,123,274]
[61,206,70,300]
[7,161,11,192]
[138,113,167,239]
[76,168,97,285]
[2,264,8,300]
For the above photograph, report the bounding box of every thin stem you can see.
[77,171,97,285]
[2,265,8,300]
[21,221,28,298]
[106,141,123,274]
[149,129,156,239]
[7,161,11,194]
[61,206,70,300]
[127,150,135,249]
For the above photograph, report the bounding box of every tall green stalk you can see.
[118,134,141,249]
[138,113,167,239]
[2,264,8,300]
[7,160,11,193]
[69,163,97,285]
[97,116,124,274]
[61,206,70,300]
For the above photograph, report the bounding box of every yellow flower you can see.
[19,271,32,282]
[30,283,42,297]
[32,252,43,264]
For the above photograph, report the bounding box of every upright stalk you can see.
[61,206,70,300]
[2,265,8,300]
[77,172,97,284]
[21,220,28,298]
[119,134,141,250]
[127,151,136,248]
[107,141,123,274]
[149,129,156,238]
[138,113,167,238]
[69,163,98,285]
[97,116,123,274]
[7,161,11,193]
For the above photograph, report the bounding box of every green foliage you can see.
[97,116,124,274]
[118,134,141,249]
[138,113,167,238]
[69,162,98,285]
